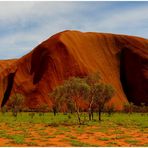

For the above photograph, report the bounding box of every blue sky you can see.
[0,1,148,59]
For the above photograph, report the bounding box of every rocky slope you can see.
[0,30,148,110]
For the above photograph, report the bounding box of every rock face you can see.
[0,30,148,110]
[0,59,16,72]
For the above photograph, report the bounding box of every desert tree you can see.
[0,105,8,114]
[9,93,25,117]
[105,104,115,117]
[85,72,101,120]
[50,77,90,124]
[37,104,49,117]
[85,72,115,121]
[140,102,146,113]
[50,85,66,116]
[123,103,129,113]
[129,102,134,114]
[92,83,115,121]
[124,102,134,114]
[50,74,115,123]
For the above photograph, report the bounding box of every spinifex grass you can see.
[0,112,147,128]
[98,137,111,141]
[125,139,140,145]
[0,112,147,147]
[69,139,99,147]
[10,134,25,144]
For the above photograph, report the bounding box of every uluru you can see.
[0,30,148,110]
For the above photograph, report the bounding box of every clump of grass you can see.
[67,135,77,139]
[90,128,97,132]
[47,122,59,127]
[53,131,64,135]
[0,130,7,138]
[114,134,132,139]
[107,141,118,145]
[114,135,125,139]
[60,138,70,142]
[106,144,114,147]
[26,141,38,146]
[142,143,148,147]
[70,139,99,147]
[31,137,38,140]
[58,126,70,132]
[97,128,108,133]
[76,127,84,134]
[8,134,25,144]
[140,128,148,133]
[125,139,139,145]
[38,131,48,136]
[38,127,46,131]
[98,137,110,141]
[46,135,56,138]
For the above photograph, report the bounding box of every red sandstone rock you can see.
[0,30,147,109]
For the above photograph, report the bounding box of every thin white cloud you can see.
[0,2,94,25]
[0,2,147,59]
[96,6,148,30]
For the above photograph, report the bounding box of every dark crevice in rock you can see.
[120,48,132,103]
[120,48,148,105]
[1,72,16,107]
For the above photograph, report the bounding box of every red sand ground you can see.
[0,30,148,109]
[0,123,147,146]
